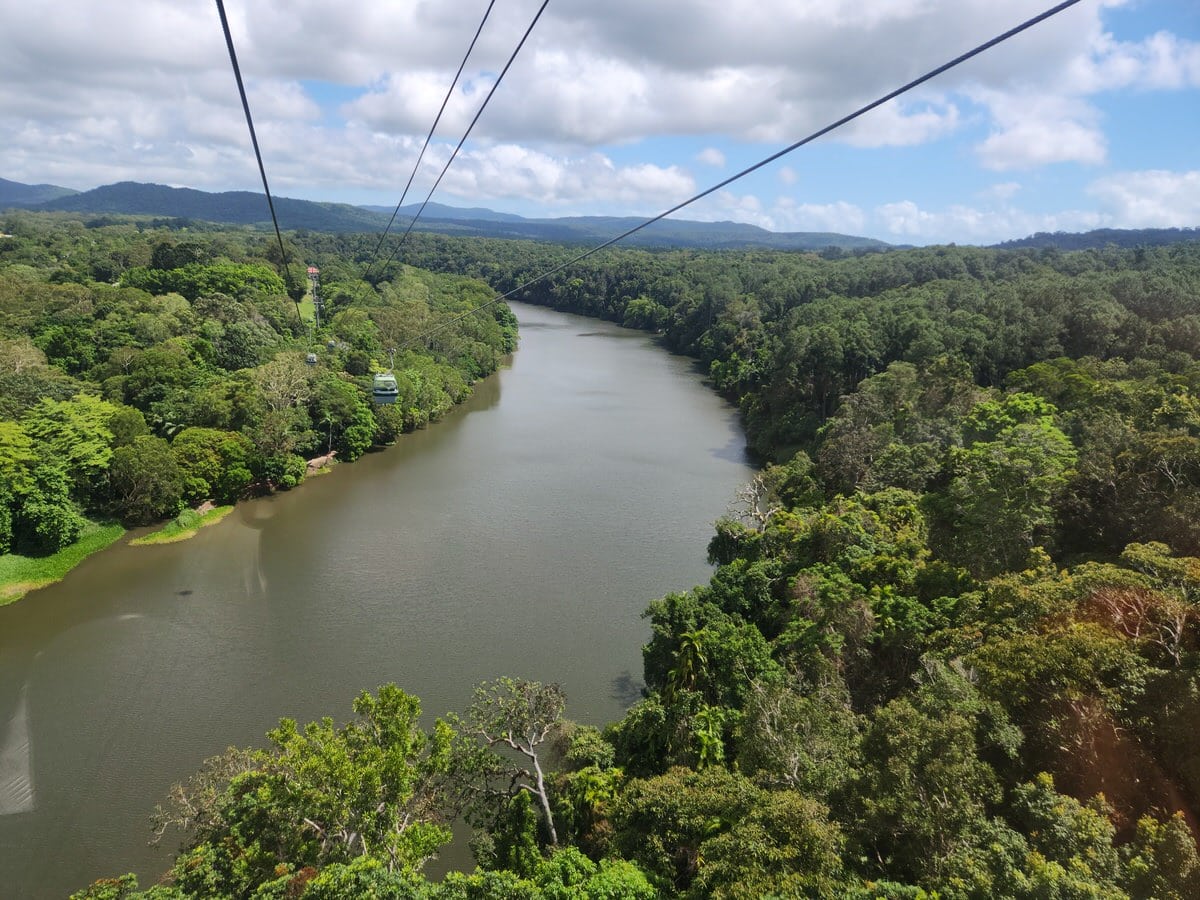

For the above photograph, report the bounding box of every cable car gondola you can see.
[372,372,399,405]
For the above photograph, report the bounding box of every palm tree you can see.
[666,628,710,702]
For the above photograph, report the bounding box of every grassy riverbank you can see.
[0,522,126,606]
[130,506,234,546]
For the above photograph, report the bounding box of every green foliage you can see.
[737,679,862,800]
[258,450,308,490]
[816,358,982,495]
[18,219,1200,898]
[12,462,87,554]
[170,427,252,503]
[0,420,36,498]
[611,765,762,892]
[687,790,846,899]
[1010,774,1121,887]
[0,220,515,575]
[849,661,1022,886]
[107,405,150,446]
[928,394,1077,577]
[472,791,543,878]
[155,685,455,899]
[35,322,97,374]
[309,374,376,461]
[130,506,233,546]
[642,591,780,710]
[452,678,568,848]
[108,435,184,525]
[1121,813,1200,899]
[622,296,670,331]
[69,873,183,900]
[969,622,1150,772]
[122,262,286,301]
[22,393,119,501]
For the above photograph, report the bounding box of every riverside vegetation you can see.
[0,213,516,601]
[2,214,1200,896]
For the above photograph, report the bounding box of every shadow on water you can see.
[610,672,645,707]
[711,410,754,465]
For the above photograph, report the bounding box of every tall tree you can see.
[455,678,567,847]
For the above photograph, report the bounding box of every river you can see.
[0,302,754,898]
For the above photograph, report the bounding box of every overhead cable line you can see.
[405,0,1084,349]
[372,0,551,281]
[362,0,499,284]
[214,0,303,324]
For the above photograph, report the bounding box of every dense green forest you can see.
[0,212,515,564]
[4,213,1200,897]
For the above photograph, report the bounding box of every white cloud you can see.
[691,191,866,235]
[0,0,1153,156]
[0,0,1194,240]
[972,90,1106,170]
[876,201,947,238]
[965,18,1200,171]
[433,144,696,211]
[842,98,961,148]
[874,199,1105,244]
[1065,29,1200,93]
[782,200,867,235]
[1087,170,1200,227]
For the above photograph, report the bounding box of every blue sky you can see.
[0,0,1197,244]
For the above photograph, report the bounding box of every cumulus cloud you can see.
[432,144,697,211]
[780,200,867,235]
[0,0,1195,242]
[1065,28,1200,93]
[1,0,1157,155]
[841,98,961,148]
[973,90,1107,170]
[965,16,1200,170]
[689,191,867,235]
[1087,170,1200,227]
[874,199,1105,244]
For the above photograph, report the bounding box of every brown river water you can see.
[0,302,754,898]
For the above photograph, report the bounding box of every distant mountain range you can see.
[1,178,891,251]
[21,181,388,232]
[0,177,79,207]
[3,177,1197,252]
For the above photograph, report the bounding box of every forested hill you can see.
[995,227,1200,251]
[0,176,77,207]
[6,215,1200,898]
[6,177,891,250]
[378,203,895,251]
[8,178,1196,252]
[33,181,392,232]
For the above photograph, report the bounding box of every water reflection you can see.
[711,410,755,464]
[0,681,33,815]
